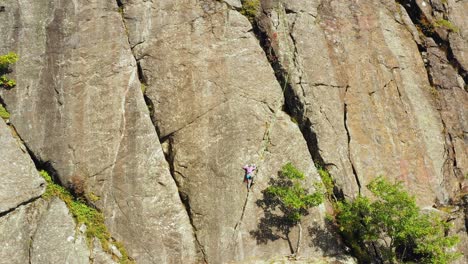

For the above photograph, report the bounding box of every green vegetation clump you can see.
[267,163,324,221]
[39,170,134,263]
[317,166,335,200]
[336,176,461,263]
[0,52,19,88]
[240,0,260,22]
[265,163,324,255]
[87,192,101,202]
[434,19,459,32]
[0,104,10,119]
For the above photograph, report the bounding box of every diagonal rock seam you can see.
[231,1,301,246]
[395,0,468,238]
[0,106,60,195]
[161,135,208,263]
[231,102,280,246]
[115,1,208,262]
[396,0,464,192]
[239,2,338,183]
[0,121,120,262]
[396,0,466,84]
[0,195,42,218]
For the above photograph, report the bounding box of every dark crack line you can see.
[115,2,207,262]
[246,2,331,170]
[0,195,42,218]
[344,86,361,192]
[28,235,32,264]
[160,135,208,263]
[440,118,461,185]
[396,0,467,85]
[392,81,409,114]
[232,191,250,234]
[162,99,229,139]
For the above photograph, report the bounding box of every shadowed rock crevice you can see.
[0,195,41,218]
[114,2,205,262]
[396,0,466,84]
[117,1,206,252]
[396,0,466,198]
[0,121,46,216]
[160,135,208,263]
[343,86,361,193]
[238,1,338,184]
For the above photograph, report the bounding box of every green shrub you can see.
[266,163,324,221]
[0,52,18,69]
[39,170,134,263]
[0,52,19,88]
[317,166,334,200]
[240,0,260,22]
[434,19,459,32]
[336,177,461,263]
[265,163,323,255]
[0,75,16,88]
[0,104,9,119]
[87,192,101,202]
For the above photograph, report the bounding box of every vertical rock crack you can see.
[114,1,207,262]
[343,85,361,192]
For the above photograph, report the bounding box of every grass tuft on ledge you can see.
[40,170,134,263]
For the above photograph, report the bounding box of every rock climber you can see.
[242,164,257,190]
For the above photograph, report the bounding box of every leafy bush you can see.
[317,166,335,200]
[0,52,18,88]
[267,163,323,221]
[0,52,18,69]
[0,104,9,119]
[336,177,460,263]
[265,163,323,255]
[0,75,15,88]
[240,0,260,22]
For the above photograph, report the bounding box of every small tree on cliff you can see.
[265,163,324,256]
[336,177,460,263]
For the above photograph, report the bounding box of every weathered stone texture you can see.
[30,198,90,264]
[448,0,468,75]
[0,1,197,263]
[0,197,118,264]
[123,0,348,262]
[91,239,118,264]
[0,200,46,264]
[0,0,466,263]
[257,0,467,261]
[257,0,463,205]
[0,119,45,214]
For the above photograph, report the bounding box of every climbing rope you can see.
[231,5,293,250]
[252,68,290,181]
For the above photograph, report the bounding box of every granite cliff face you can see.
[0,0,466,263]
